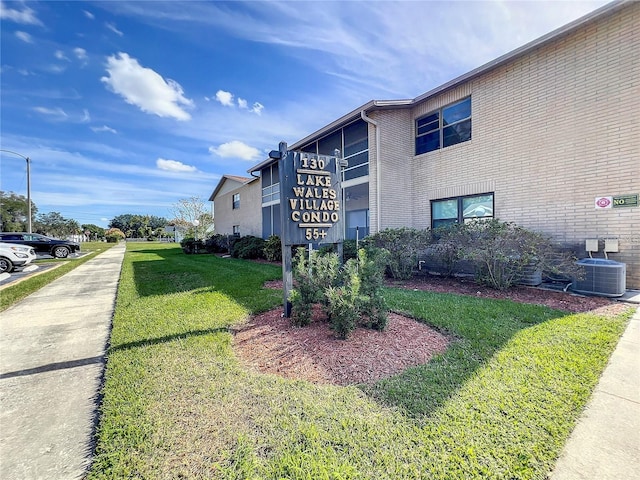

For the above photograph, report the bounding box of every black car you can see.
[0,232,80,258]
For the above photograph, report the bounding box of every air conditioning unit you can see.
[573,259,626,297]
[517,262,542,286]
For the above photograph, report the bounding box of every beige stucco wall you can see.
[213,179,262,238]
[374,2,640,288]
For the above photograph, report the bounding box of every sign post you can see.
[272,142,345,317]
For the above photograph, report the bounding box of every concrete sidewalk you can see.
[550,305,640,480]
[0,243,125,480]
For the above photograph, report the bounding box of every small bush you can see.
[451,220,582,290]
[428,226,465,277]
[357,248,389,331]
[205,234,235,254]
[263,235,282,262]
[180,237,204,254]
[327,259,361,340]
[289,248,319,326]
[231,236,266,259]
[317,239,358,261]
[363,227,431,279]
[105,227,125,243]
[289,246,388,339]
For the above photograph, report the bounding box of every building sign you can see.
[279,150,344,246]
[613,194,638,208]
[595,196,612,209]
[595,194,638,209]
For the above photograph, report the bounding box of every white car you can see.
[0,242,37,273]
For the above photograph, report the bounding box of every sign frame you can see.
[273,142,346,317]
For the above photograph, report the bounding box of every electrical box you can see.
[585,239,599,252]
[604,238,619,253]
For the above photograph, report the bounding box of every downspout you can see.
[360,110,381,233]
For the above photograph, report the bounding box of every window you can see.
[232,193,240,209]
[416,97,471,155]
[261,164,280,204]
[299,119,369,182]
[0,234,22,241]
[343,120,369,181]
[232,225,240,236]
[262,204,281,238]
[346,209,369,240]
[431,193,493,229]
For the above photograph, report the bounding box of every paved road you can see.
[0,243,125,480]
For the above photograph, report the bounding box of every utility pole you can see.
[0,149,32,232]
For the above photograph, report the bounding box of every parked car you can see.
[0,242,37,273]
[0,233,80,258]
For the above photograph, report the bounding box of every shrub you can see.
[105,227,125,243]
[289,247,388,338]
[180,237,204,254]
[317,239,358,261]
[452,220,582,290]
[205,234,235,254]
[326,259,361,340]
[342,239,358,261]
[363,227,431,279]
[231,236,266,259]
[428,226,466,277]
[263,235,282,262]
[289,248,320,326]
[357,248,389,331]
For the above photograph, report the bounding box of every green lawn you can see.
[89,242,632,479]
[0,241,114,312]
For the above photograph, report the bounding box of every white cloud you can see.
[15,31,33,43]
[55,50,69,61]
[33,106,68,119]
[251,102,264,115]
[84,10,95,20]
[101,52,193,121]
[156,158,197,172]
[142,1,609,99]
[74,48,88,61]
[209,140,261,161]
[217,91,263,114]
[215,90,234,107]
[91,125,117,134]
[45,64,66,74]
[105,22,123,36]
[81,109,91,123]
[0,1,42,25]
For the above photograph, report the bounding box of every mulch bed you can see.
[234,276,632,386]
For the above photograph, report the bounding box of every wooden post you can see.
[282,245,292,318]
[277,141,293,317]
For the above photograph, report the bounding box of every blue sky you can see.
[1,0,609,228]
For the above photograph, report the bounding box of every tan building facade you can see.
[216,1,640,288]
[209,175,262,238]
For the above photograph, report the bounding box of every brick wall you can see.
[376,2,640,288]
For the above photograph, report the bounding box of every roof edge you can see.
[208,174,256,201]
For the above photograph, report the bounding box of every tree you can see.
[81,224,106,240]
[170,196,214,239]
[108,214,168,238]
[0,191,37,232]
[34,211,80,238]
